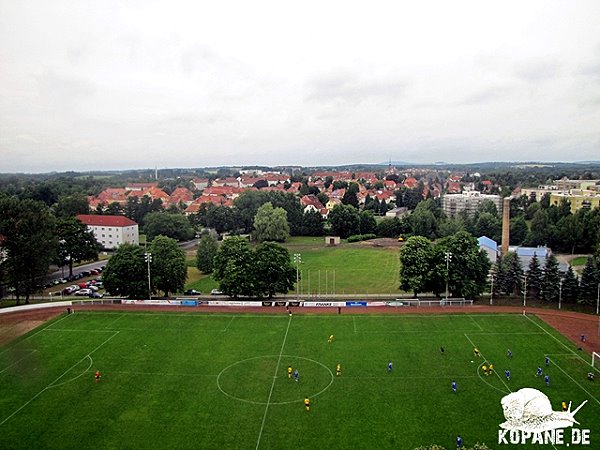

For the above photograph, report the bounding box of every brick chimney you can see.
[501,197,511,255]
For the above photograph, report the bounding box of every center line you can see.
[255,315,292,450]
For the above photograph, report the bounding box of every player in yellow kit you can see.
[336,363,341,376]
[304,397,310,412]
[288,366,292,379]
[328,334,334,344]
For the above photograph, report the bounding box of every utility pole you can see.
[523,275,527,307]
[294,253,301,300]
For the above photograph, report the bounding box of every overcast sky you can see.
[1,1,599,173]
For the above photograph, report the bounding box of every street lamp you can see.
[490,273,495,306]
[445,252,452,304]
[294,253,301,300]
[596,283,599,315]
[144,252,152,299]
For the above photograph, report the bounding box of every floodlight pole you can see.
[144,252,152,300]
[294,253,301,300]
[596,283,599,315]
[558,279,563,310]
[445,252,452,304]
[490,274,494,306]
[523,275,527,308]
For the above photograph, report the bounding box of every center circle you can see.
[216,355,334,405]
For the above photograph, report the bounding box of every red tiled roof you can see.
[76,214,138,227]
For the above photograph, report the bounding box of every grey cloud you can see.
[180,44,240,76]
[461,84,517,105]
[305,70,409,104]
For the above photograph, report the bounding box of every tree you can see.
[409,207,437,239]
[527,210,550,246]
[144,212,195,241]
[0,197,56,304]
[496,252,524,296]
[475,212,501,242]
[359,211,377,235]
[213,237,254,297]
[56,217,102,277]
[579,257,598,305]
[541,254,561,303]
[510,216,528,245]
[433,232,491,299]
[149,235,187,296]
[341,182,359,208]
[399,236,433,297]
[328,204,360,238]
[561,265,579,304]
[253,202,290,242]
[377,217,404,238]
[525,254,543,300]
[102,243,148,298]
[254,242,295,298]
[196,233,218,274]
[301,210,325,236]
[54,194,90,218]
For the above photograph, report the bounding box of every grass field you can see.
[185,236,402,295]
[1,311,599,449]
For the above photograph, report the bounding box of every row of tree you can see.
[492,251,600,305]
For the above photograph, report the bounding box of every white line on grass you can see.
[255,315,292,450]
[524,314,600,373]
[549,360,600,406]
[108,370,218,377]
[44,329,117,333]
[464,333,512,395]
[0,350,37,374]
[104,313,125,329]
[467,315,484,331]
[222,316,235,332]
[0,331,119,427]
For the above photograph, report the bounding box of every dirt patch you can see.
[0,308,65,347]
[356,238,403,248]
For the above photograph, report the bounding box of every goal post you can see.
[592,352,600,372]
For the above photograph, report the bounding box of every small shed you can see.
[325,236,341,246]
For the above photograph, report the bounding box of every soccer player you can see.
[562,401,568,411]
[387,361,393,373]
[304,397,310,412]
[488,363,494,375]
[473,348,481,357]
[95,370,101,383]
[588,372,595,381]
[294,369,299,382]
[536,366,543,377]
[456,435,463,448]
[505,369,511,381]
[452,380,457,393]
[288,366,293,379]
[507,349,512,358]
[545,356,550,367]
[482,365,488,376]
[545,375,550,386]
[328,334,334,344]
[580,334,586,342]
[440,346,445,354]
[336,363,341,376]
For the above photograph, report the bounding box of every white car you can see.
[75,288,93,296]
[210,289,223,295]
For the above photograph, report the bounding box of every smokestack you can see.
[501,197,511,254]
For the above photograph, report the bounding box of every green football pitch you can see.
[1,311,599,449]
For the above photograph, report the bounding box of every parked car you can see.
[74,288,92,296]
[90,269,99,275]
[184,289,201,295]
[89,292,104,299]
[210,289,223,295]
[88,285,99,292]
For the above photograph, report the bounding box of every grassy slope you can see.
[1,312,598,449]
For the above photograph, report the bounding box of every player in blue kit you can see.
[456,435,463,448]
[545,375,550,386]
[387,361,393,372]
[545,356,550,367]
[536,366,543,377]
[505,369,511,381]
[452,380,457,393]
[293,369,299,382]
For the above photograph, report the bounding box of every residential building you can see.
[442,191,503,218]
[76,215,139,249]
[477,236,498,264]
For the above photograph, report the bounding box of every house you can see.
[300,195,325,214]
[76,215,139,250]
[385,207,409,218]
[478,236,498,264]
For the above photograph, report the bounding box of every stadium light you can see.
[445,252,452,304]
[558,279,563,310]
[294,253,301,300]
[144,252,152,300]
[523,275,527,308]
